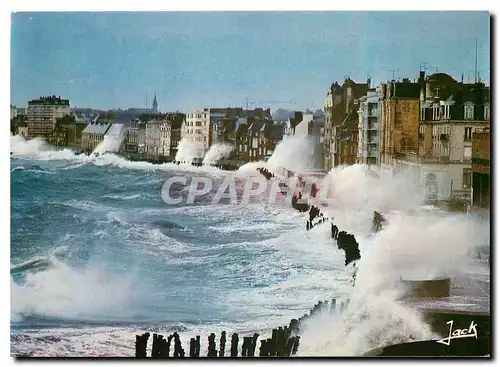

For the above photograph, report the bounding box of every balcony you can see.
[395,153,450,163]
[421,156,450,163]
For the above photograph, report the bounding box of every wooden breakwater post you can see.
[292,336,300,355]
[151,333,160,357]
[240,334,260,357]
[207,332,218,357]
[166,334,174,357]
[219,331,226,357]
[136,300,333,359]
[250,333,259,356]
[230,333,239,357]
[151,333,171,358]
[259,339,268,356]
[241,336,250,356]
[331,223,339,239]
[173,332,185,357]
[189,336,201,357]
[135,332,150,358]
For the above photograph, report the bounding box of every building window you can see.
[484,104,490,120]
[432,105,439,120]
[463,168,472,189]
[443,105,450,119]
[464,127,473,141]
[464,104,474,120]
[464,146,472,159]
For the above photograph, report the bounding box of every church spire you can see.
[152,93,158,114]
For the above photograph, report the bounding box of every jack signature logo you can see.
[436,320,478,346]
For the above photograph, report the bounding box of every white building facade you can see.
[323,90,335,171]
[182,109,211,151]
[357,88,381,165]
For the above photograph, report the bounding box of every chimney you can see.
[419,70,425,84]
[419,70,426,100]
[367,77,372,89]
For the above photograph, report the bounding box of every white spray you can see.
[295,164,489,356]
[202,143,234,165]
[10,135,78,161]
[93,124,126,155]
[237,134,318,176]
[267,135,319,173]
[174,138,205,163]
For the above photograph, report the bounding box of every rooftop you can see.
[105,123,124,137]
[263,123,284,140]
[426,73,457,85]
[28,96,70,106]
[82,123,111,135]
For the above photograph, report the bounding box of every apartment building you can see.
[124,120,146,153]
[392,71,490,202]
[379,77,421,172]
[182,109,211,151]
[472,127,490,209]
[357,88,382,165]
[27,96,71,139]
[323,78,369,170]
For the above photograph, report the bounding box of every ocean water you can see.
[10,155,352,356]
[10,136,490,357]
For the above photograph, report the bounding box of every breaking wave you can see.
[203,143,234,166]
[11,135,489,357]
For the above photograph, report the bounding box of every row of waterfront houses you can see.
[13,68,490,209]
[323,70,490,209]
[14,97,325,165]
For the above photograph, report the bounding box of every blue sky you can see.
[11,11,490,111]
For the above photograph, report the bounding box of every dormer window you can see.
[464,102,474,120]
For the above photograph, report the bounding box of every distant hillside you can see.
[272,108,324,122]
